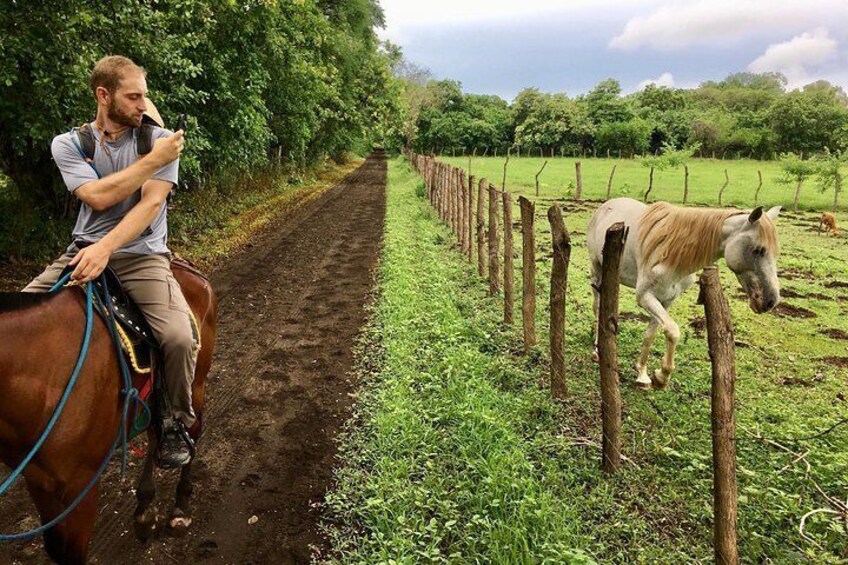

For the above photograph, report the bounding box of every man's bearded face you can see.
[103,71,147,129]
[107,95,142,128]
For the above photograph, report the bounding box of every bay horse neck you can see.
[0,292,100,445]
[638,203,745,276]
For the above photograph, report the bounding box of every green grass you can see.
[323,158,848,563]
[443,156,845,213]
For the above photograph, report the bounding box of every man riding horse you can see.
[23,55,195,468]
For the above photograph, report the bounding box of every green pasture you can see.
[324,158,848,563]
[442,156,846,213]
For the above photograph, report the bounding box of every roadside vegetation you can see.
[323,158,848,562]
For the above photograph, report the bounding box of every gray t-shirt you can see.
[51,123,178,255]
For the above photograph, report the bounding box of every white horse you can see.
[588,197,781,389]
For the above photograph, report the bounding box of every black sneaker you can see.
[157,422,194,469]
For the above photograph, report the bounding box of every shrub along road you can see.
[1,154,387,564]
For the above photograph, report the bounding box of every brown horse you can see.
[0,262,216,564]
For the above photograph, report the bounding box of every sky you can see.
[376,0,848,101]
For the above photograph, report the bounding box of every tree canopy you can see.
[0,0,403,215]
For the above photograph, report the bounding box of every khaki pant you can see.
[24,250,199,428]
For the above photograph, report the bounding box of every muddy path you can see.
[1,153,387,564]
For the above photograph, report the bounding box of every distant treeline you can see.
[397,72,848,161]
[0,0,402,216]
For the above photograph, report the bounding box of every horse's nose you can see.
[765,298,776,311]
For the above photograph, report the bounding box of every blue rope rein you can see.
[0,272,150,541]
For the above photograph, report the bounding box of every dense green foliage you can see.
[0,0,403,259]
[324,158,848,562]
[401,72,848,162]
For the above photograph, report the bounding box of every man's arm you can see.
[68,179,173,282]
[72,131,184,211]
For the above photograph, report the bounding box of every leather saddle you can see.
[59,261,200,377]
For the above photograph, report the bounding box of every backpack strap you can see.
[136,114,159,156]
[70,123,102,179]
[77,123,97,161]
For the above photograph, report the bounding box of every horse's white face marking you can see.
[723,206,781,314]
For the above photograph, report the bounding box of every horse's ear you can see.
[766,205,781,220]
[748,206,764,223]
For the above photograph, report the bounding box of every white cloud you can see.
[609,0,848,50]
[748,28,838,87]
[636,72,675,90]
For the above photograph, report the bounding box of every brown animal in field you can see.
[820,212,839,236]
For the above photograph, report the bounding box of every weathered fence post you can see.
[606,165,617,199]
[477,179,487,277]
[459,169,467,253]
[683,164,690,205]
[547,205,570,399]
[488,183,501,295]
[599,222,627,474]
[575,161,583,200]
[502,191,514,324]
[535,160,548,197]
[519,196,536,351]
[719,169,729,207]
[467,174,475,263]
[698,266,739,565]
[755,170,763,207]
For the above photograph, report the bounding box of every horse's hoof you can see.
[651,369,670,389]
[133,514,158,542]
[167,515,192,538]
[592,348,599,363]
[635,379,652,390]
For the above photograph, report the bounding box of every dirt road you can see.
[1,154,387,564]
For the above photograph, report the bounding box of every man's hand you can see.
[148,130,185,167]
[69,241,114,283]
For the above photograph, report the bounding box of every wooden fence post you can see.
[488,183,501,295]
[719,169,729,207]
[452,167,460,237]
[459,170,468,256]
[599,222,627,474]
[502,191,514,324]
[467,174,475,263]
[606,165,617,199]
[699,266,739,565]
[519,196,536,351]
[535,160,548,197]
[477,179,487,277]
[575,161,583,200]
[547,205,570,399]
[683,164,690,205]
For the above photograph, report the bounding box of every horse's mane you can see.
[638,202,778,274]
[0,292,54,314]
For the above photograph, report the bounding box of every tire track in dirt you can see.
[0,154,386,564]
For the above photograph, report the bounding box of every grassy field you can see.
[442,156,846,213]
[323,157,848,563]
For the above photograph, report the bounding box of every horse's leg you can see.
[636,291,679,389]
[167,461,194,537]
[634,318,660,388]
[28,484,98,565]
[134,434,159,541]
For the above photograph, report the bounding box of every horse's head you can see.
[723,206,781,313]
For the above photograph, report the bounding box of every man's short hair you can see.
[89,55,146,95]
